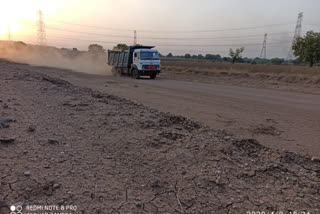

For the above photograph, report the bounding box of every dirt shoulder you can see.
[1,59,320,213]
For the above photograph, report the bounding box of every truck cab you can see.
[108,45,161,79]
[131,48,161,79]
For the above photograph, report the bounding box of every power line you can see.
[46,26,133,38]
[32,19,296,33]
[140,32,294,41]
[16,34,121,44]
[16,18,296,58]
[47,19,132,32]
[24,20,296,40]
[19,32,292,47]
[18,33,289,48]
[45,35,121,44]
[305,23,320,27]
[16,35,290,58]
[49,35,289,47]
[44,25,293,41]
[137,22,296,33]
[32,17,320,34]
[146,42,287,47]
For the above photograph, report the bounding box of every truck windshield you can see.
[140,52,160,60]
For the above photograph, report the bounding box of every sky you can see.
[0,0,319,58]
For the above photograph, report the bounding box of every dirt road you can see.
[32,66,320,157]
[1,59,320,213]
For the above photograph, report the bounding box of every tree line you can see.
[164,52,289,65]
[164,31,320,67]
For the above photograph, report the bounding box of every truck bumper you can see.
[139,70,160,76]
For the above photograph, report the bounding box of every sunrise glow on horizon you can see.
[0,0,319,58]
[0,0,62,34]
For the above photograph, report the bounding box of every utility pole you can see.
[8,25,11,41]
[37,10,47,46]
[134,30,137,45]
[260,33,267,59]
[287,12,303,61]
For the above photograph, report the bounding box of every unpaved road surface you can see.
[1,60,320,213]
[31,66,320,157]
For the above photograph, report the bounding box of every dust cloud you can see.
[0,41,112,75]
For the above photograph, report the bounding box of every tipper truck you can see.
[107,45,161,79]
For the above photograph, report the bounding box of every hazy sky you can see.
[0,0,319,58]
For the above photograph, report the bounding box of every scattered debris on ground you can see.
[252,124,282,136]
[28,125,36,132]
[0,137,15,144]
[0,118,14,129]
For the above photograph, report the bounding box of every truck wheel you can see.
[150,73,157,79]
[132,69,140,79]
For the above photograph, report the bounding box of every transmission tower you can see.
[134,30,137,45]
[8,26,11,41]
[287,12,303,60]
[37,10,47,46]
[260,33,267,59]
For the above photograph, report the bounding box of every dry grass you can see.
[161,59,320,85]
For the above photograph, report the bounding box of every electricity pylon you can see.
[260,33,267,59]
[37,10,47,46]
[8,26,11,41]
[134,30,137,45]
[287,12,303,60]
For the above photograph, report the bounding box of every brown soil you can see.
[1,60,320,213]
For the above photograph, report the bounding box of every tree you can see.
[185,53,191,59]
[167,53,173,57]
[270,58,284,65]
[229,47,244,64]
[88,44,105,53]
[205,54,213,60]
[243,57,252,64]
[222,57,232,62]
[236,57,245,63]
[292,31,320,67]
[197,54,204,59]
[215,54,222,62]
[113,44,128,51]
